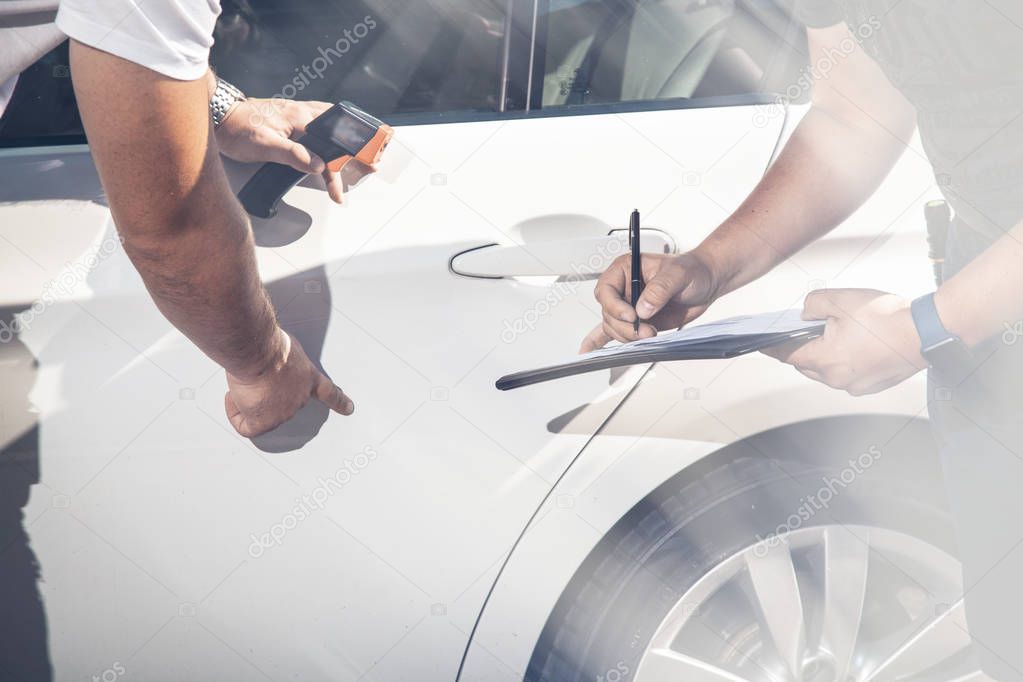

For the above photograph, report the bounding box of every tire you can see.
[526,416,970,682]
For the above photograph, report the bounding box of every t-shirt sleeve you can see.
[792,0,846,28]
[56,0,221,81]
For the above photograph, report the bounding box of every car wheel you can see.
[526,419,981,682]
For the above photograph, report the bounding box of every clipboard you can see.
[496,310,825,391]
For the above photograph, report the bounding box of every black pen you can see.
[630,209,643,335]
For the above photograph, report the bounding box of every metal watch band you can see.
[210,78,246,128]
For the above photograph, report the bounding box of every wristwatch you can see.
[910,293,971,372]
[210,78,246,128]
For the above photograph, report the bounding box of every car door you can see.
[0,1,801,680]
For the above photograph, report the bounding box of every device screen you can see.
[310,104,377,151]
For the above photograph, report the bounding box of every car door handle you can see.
[449,229,676,279]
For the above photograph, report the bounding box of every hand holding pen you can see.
[580,217,721,352]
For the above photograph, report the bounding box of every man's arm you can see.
[583,22,918,350]
[70,41,353,436]
[936,224,1023,347]
[697,22,918,294]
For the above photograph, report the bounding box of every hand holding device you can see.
[237,100,393,218]
[217,98,351,204]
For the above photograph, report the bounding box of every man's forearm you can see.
[122,158,285,381]
[936,221,1023,348]
[70,41,283,381]
[695,104,913,296]
[693,23,917,297]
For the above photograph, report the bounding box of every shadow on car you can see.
[0,305,53,682]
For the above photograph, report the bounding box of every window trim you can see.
[501,0,539,113]
[526,0,548,112]
[1,94,781,148]
[385,92,777,127]
[0,134,87,150]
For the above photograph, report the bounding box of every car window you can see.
[535,0,807,109]
[0,0,805,148]
[0,0,509,148]
[0,42,83,147]
[211,0,509,117]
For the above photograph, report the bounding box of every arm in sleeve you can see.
[56,0,220,80]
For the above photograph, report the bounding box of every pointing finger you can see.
[315,373,355,416]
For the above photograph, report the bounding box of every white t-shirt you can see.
[56,0,221,81]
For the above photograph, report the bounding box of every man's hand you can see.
[215,98,347,204]
[580,251,720,353]
[764,288,927,395]
[225,329,355,437]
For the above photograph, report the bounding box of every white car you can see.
[0,1,972,681]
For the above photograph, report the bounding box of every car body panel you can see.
[1,103,784,680]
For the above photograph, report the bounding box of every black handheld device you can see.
[237,101,393,219]
[924,199,951,286]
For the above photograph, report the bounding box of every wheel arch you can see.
[459,412,944,680]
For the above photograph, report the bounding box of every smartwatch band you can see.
[910,293,951,352]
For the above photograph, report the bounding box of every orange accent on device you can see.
[326,125,394,173]
[327,155,353,173]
